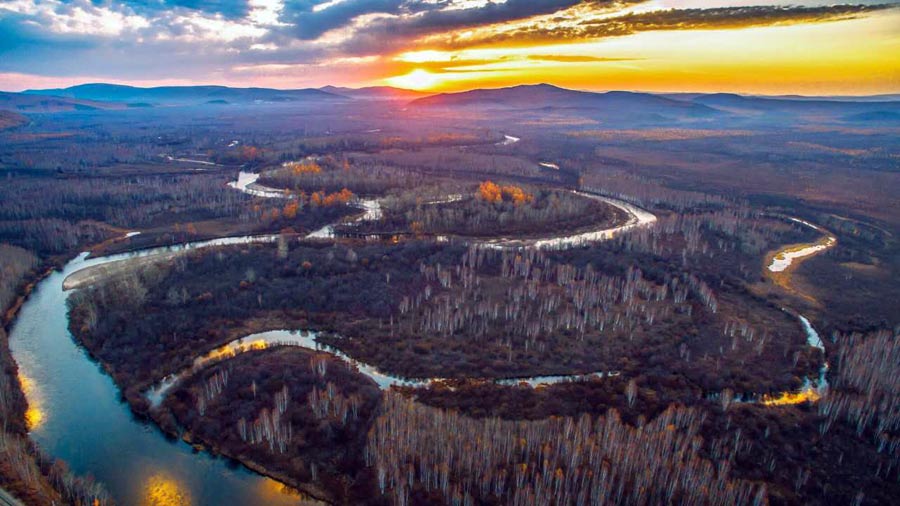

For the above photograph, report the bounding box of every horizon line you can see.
[4,81,900,99]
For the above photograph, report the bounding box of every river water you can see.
[10,224,625,505]
[8,247,311,505]
[767,217,837,273]
[8,175,665,504]
[146,329,617,408]
[11,181,795,505]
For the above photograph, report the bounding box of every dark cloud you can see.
[280,0,619,43]
[281,0,404,39]
[0,11,102,67]
[439,3,900,48]
[580,4,898,29]
[333,0,608,54]
[0,0,895,83]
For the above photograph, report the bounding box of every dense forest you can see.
[0,93,897,505]
[160,347,382,503]
[341,183,626,238]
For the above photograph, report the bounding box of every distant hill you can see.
[10,83,897,117]
[0,91,124,113]
[0,110,28,129]
[409,84,720,118]
[767,93,900,102]
[691,93,900,116]
[320,85,429,100]
[663,92,900,103]
[843,110,900,122]
[24,83,347,106]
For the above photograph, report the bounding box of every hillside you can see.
[692,93,900,116]
[409,84,720,118]
[24,83,347,106]
[0,91,124,113]
[319,85,429,100]
[0,110,28,129]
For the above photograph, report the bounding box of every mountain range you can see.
[0,83,896,122]
[408,84,721,119]
[22,83,344,106]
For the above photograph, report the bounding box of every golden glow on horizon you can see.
[377,9,900,95]
[385,69,446,90]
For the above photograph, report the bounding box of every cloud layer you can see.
[0,0,896,90]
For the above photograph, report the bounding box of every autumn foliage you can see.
[268,188,354,219]
[478,181,502,203]
[282,201,299,219]
[287,161,322,175]
[502,185,533,205]
[477,181,533,205]
[310,188,354,207]
[239,145,261,161]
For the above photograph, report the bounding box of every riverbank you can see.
[150,345,383,504]
[9,244,330,505]
[162,419,331,505]
[764,218,837,300]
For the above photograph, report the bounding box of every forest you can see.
[342,183,625,238]
[0,93,897,506]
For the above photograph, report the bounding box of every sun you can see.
[385,69,443,90]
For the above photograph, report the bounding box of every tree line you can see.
[366,392,765,506]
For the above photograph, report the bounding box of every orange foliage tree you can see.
[288,161,322,175]
[239,146,261,161]
[310,188,354,207]
[477,181,502,203]
[501,185,534,206]
[477,181,532,205]
[282,200,299,219]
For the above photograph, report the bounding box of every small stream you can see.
[146,329,618,407]
[227,171,289,199]
[767,217,837,273]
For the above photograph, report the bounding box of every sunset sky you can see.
[1,0,898,95]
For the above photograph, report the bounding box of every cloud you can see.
[0,0,896,87]
[332,0,601,53]
[280,0,405,39]
[124,0,251,19]
[526,55,637,63]
[422,3,899,48]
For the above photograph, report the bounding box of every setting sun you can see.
[385,69,444,91]
[0,1,898,505]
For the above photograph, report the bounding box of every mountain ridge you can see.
[407,84,722,119]
[23,83,347,105]
[3,83,897,116]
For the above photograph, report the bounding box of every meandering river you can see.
[7,179,830,505]
[145,329,619,408]
[8,246,316,505]
[767,217,837,273]
[11,179,659,504]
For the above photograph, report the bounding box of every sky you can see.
[0,0,898,95]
